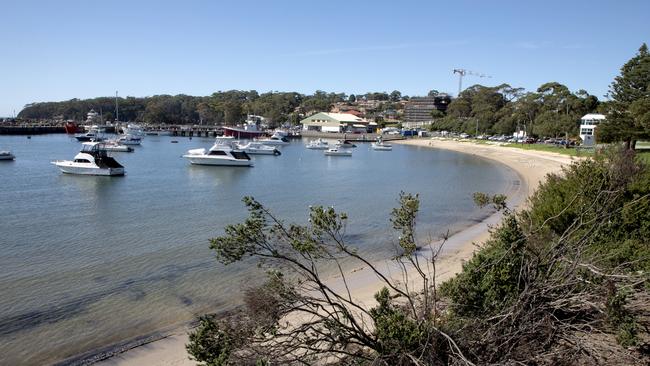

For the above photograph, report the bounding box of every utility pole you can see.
[453,69,492,96]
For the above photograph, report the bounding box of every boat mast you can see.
[115,91,119,123]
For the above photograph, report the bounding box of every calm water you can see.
[0,134,516,365]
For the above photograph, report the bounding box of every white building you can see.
[300,112,368,133]
[579,113,606,146]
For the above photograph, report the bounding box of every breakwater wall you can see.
[0,126,66,135]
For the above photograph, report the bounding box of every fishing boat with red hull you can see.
[64,122,79,134]
[221,115,268,139]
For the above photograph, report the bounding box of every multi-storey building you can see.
[403,95,452,122]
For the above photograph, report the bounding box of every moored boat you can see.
[371,142,393,151]
[64,122,79,134]
[100,140,134,152]
[117,134,142,145]
[336,140,357,148]
[305,138,329,150]
[371,137,393,151]
[52,142,125,176]
[183,141,253,166]
[122,124,145,136]
[256,132,290,145]
[75,125,105,141]
[0,151,15,160]
[324,147,352,156]
[222,115,268,139]
[236,141,281,155]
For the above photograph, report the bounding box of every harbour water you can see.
[0,134,517,365]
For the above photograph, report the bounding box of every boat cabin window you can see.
[208,150,228,156]
[231,151,251,160]
[74,159,91,163]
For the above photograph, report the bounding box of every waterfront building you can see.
[403,95,452,123]
[579,113,606,146]
[300,112,369,133]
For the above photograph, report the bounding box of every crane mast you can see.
[453,69,491,96]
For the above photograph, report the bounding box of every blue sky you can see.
[1,0,648,116]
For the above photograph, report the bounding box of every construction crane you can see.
[453,69,492,96]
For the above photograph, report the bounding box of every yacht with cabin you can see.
[256,132,290,145]
[324,147,352,156]
[236,141,281,155]
[123,124,145,136]
[100,140,134,152]
[183,141,253,166]
[305,138,329,150]
[52,142,125,176]
[116,134,142,145]
[0,151,15,160]
[371,137,393,151]
[75,125,106,141]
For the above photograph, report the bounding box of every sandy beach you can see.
[96,138,578,366]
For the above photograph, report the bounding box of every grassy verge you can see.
[427,137,594,157]
[501,142,595,157]
[637,151,650,165]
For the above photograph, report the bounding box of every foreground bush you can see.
[188,149,649,365]
[441,149,650,364]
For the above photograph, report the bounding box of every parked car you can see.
[459,133,470,139]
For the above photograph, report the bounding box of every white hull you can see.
[119,141,141,146]
[236,142,281,155]
[256,140,289,146]
[102,145,133,152]
[372,143,393,151]
[306,145,329,150]
[243,148,278,155]
[183,155,253,166]
[52,162,124,176]
[324,150,352,156]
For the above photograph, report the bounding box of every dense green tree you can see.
[222,101,243,124]
[389,90,402,102]
[599,43,650,148]
[430,109,444,119]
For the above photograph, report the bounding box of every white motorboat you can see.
[324,148,352,156]
[305,138,329,150]
[0,151,15,160]
[117,134,142,145]
[371,137,393,151]
[52,142,125,176]
[272,129,289,138]
[256,132,290,145]
[371,136,393,151]
[236,141,281,155]
[75,126,106,141]
[123,123,145,136]
[335,140,357,148]
[183,141,253,166]
[100,140,134,152]
[371,142,393,151]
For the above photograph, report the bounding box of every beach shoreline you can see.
[91,138,577,366]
